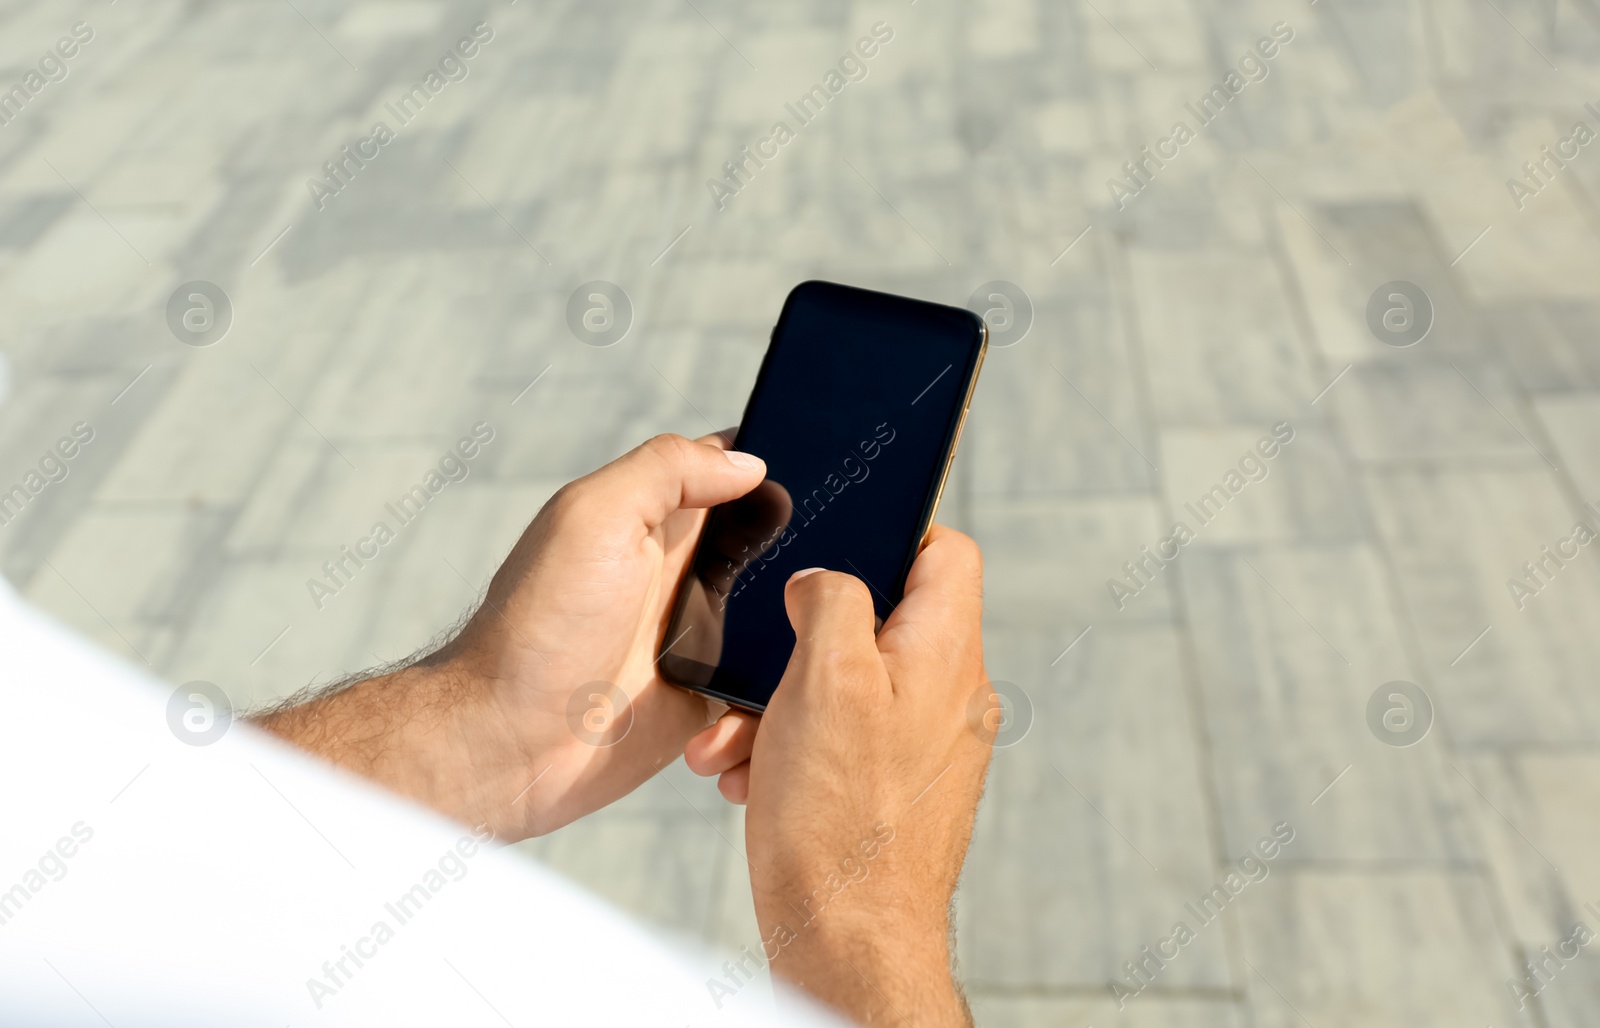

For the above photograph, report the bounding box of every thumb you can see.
[782,568,883,693]
[576,434,765,529]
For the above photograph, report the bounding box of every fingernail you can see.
[725,450,764,471]
[791,567,826,581]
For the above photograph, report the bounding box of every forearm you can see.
[250,665,520,832]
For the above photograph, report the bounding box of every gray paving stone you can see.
[1536,955,1600,1028]
[513,807,726,938]
[959,625,1228,991]
[966,278,1156,496]
[1487,301,1600,394]
[1536,392,1600,501]
[1335,357,1549,465]
[1457,753,1600,952]
[967,994,1246,1028]
[1125,247,1317,427]
[1157,424,1366,546]
[1236,868,1534,1027]
[1365,466,1600,746]
[1178,544,1478,863]
[971,494,1178,628]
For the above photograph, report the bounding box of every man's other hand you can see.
[687,526,992,1027]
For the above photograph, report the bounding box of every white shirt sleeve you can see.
[0,578,844,1028]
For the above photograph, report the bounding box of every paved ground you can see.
[5,0,1600,1024]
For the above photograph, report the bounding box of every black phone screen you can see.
[659,280,985,711]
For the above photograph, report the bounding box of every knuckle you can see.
[792,571,877,623]
[811,645,880,691]
[808,570,872,606]
[641,432,693,465]
[543,480,587,520]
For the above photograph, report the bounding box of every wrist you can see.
[756,900,964,1027]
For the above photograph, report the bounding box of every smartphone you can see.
[658,280,987,712]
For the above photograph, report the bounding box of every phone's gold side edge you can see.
[921,322,989,544]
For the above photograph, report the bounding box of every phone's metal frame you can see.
[916,320,988,547]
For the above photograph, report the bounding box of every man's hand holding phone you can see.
[688,527,993,1028]
[255,432,766,841]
